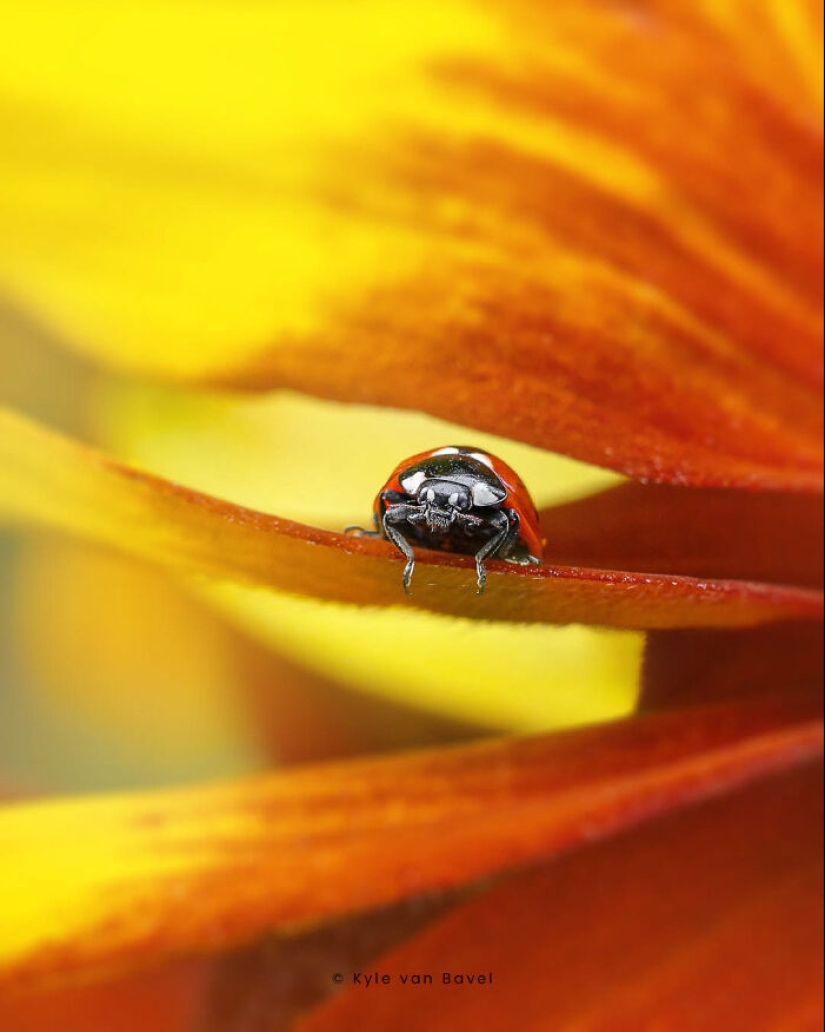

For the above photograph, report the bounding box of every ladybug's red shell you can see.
[373,445,544,561]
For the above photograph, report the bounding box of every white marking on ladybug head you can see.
[431,446,460,456]
[448,492,459,506]
[468,451,495,470]
[400,470,427,494]
[471,481,506,506]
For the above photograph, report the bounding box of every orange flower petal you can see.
[1,4,821,488]
[0,689,820,989]
[244,0,823,492]
[200,896,460,1032]
[642,621,824,709]
[250,57,823,489]
[296,763,823,1031]
[0,409,821,629]
[0,959,206,1032]
[538,482,824,587]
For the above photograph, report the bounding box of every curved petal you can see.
[0,2,821,488]
[641,621,824,709]
[0,409,821,628]
[93,383,624,527]
[296,762,823,1031]
[0,690,820,989]
[0,960,206,1031]
[538,482,824,587]
[197,896,461,1032]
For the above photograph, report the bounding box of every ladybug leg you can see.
[497,509,541,564]
[344,513,381,537]
[382,503,420,595]
[473,509,520,593]
[495,508,524,560]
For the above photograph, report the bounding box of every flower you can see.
[0,1,822,1028]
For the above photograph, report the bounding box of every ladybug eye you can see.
[448,491,470,510]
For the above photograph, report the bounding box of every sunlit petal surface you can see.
[94,385,624,527]
[0,1,821,486]
[0,690,819,989]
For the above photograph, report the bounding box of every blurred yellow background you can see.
[0,1,643,799]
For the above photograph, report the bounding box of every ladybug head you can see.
[416,479,472,530]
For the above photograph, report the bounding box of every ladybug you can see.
[348,446,544,594]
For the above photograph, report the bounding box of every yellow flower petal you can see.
[0,0,502,369]
[95,385,624,525]
[207,586,642,732]
[1,2,821,486]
